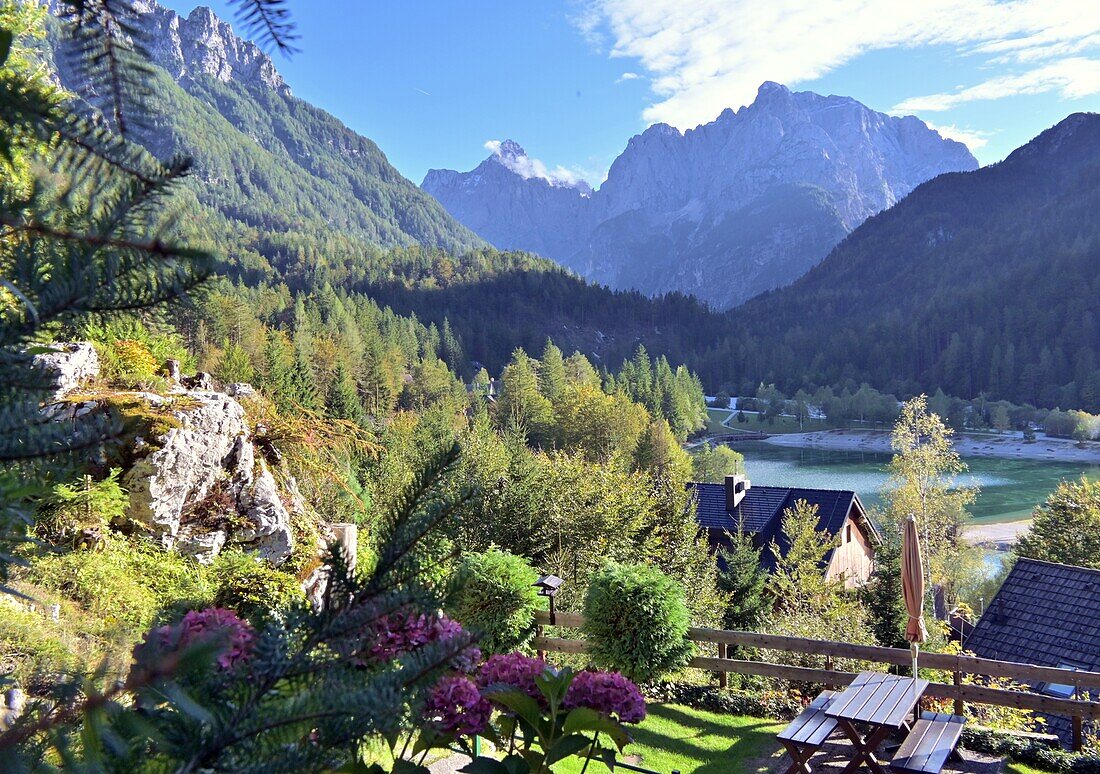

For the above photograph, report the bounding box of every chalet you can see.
[689,474,879,587]
[965,558,1100,747]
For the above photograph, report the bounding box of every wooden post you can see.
[536,623,544,660]
[1073,681,1083,752]
[825,655,834,689]
[719,643,728,689]
[953,670,964,717]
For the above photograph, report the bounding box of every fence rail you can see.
[533,610,1100,750]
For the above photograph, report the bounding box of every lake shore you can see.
[964,519,1032,549]
[762,428,1100,464]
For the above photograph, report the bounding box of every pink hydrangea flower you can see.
[563,670,646,724]
[138,607,254,671]
[425,675,492,737]
[366,610,479,671]
[476,653,547,701]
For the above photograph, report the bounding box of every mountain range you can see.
[423,83,978,309]
[39,1,1100,410]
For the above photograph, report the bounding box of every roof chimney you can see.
[725,473,750,513]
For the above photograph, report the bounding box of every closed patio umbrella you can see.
[902,515,928,679]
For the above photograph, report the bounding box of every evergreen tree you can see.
[716,531,770,633]
[215,340,255,384]
[632,418,691,482]
[494,349,552,443]
[858,530,908,648]
[538,339,567,403]
[325,361,365,424]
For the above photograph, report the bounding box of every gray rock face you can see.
[423,83,979,309]
[132,0,289,95]
[32,342,100,399]
[123,390,293,563]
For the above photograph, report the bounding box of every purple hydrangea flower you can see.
[137,607,254,671]
[563,670,646,724]
[425,675,492,737]
[366,610,479,671]
[476,653,547,700]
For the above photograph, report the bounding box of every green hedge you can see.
[448,549,540,654]
[582,561,694,682]
[961,727,1100,773]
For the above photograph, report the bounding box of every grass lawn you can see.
[556,704,784,773]
[705,409,829,436]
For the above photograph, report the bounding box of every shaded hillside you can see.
[727,113,1100,410]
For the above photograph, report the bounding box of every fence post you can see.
[1073,681,1083,752]
[536,623,544,660]
[825,655,834,689]
[719,643,728,689]
[953,670,964,717]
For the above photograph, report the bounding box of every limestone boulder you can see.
[32,342,99,399]
[123,389,294,563]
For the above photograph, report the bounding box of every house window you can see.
[845,525,852,543]
[1041,664,1082,698]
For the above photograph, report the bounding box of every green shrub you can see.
[27,535,215,635]
[643,681,802,720]
[448,548,541,654]
[582,561,694,682]
[83,318,192,388]
[36,469,128,544]
[213,551,305,623]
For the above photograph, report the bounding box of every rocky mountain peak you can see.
[133,0,289,94]
[424,84,980,310]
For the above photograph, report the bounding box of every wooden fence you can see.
[533,610,1100,751]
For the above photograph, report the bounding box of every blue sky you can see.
[162,1,1100,187]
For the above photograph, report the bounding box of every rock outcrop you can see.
[39,344,296,564]
[32,342,100,400]
[132,0,290,95]
[423,83,980,310]
[123,389,294,564]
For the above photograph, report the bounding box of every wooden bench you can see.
[889,712,966,774]
[777,690,838,774]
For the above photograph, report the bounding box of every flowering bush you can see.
[424,675,493,737]
[398,658,646,774]
[135,607,254,672]
[564,670,646,724]
[477,653,547,701]
[365,610,480,671]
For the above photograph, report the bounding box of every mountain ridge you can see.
[724,112,1100,410]
[423,83,978,309]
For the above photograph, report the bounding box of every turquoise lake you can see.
[733,441,1099,525]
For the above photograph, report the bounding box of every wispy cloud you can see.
[894,58,1100,112]
[616,71,641,83]
[483,140,594,189]
[924,121,994,150]
[573,0,1100,129]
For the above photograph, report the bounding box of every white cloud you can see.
[923,122,994,150]
[894,57,1100,112]
[483,140,594,189]
[616,71,641,83]
[574,0,1100,129]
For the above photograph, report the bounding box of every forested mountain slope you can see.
[46,1,484,261]
[726,113,1100,410]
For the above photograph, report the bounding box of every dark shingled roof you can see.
[688,482,868,570]
[691,482,856,536]
[966,558,1100,746]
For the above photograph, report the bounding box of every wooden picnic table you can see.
[825,671,930,773]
